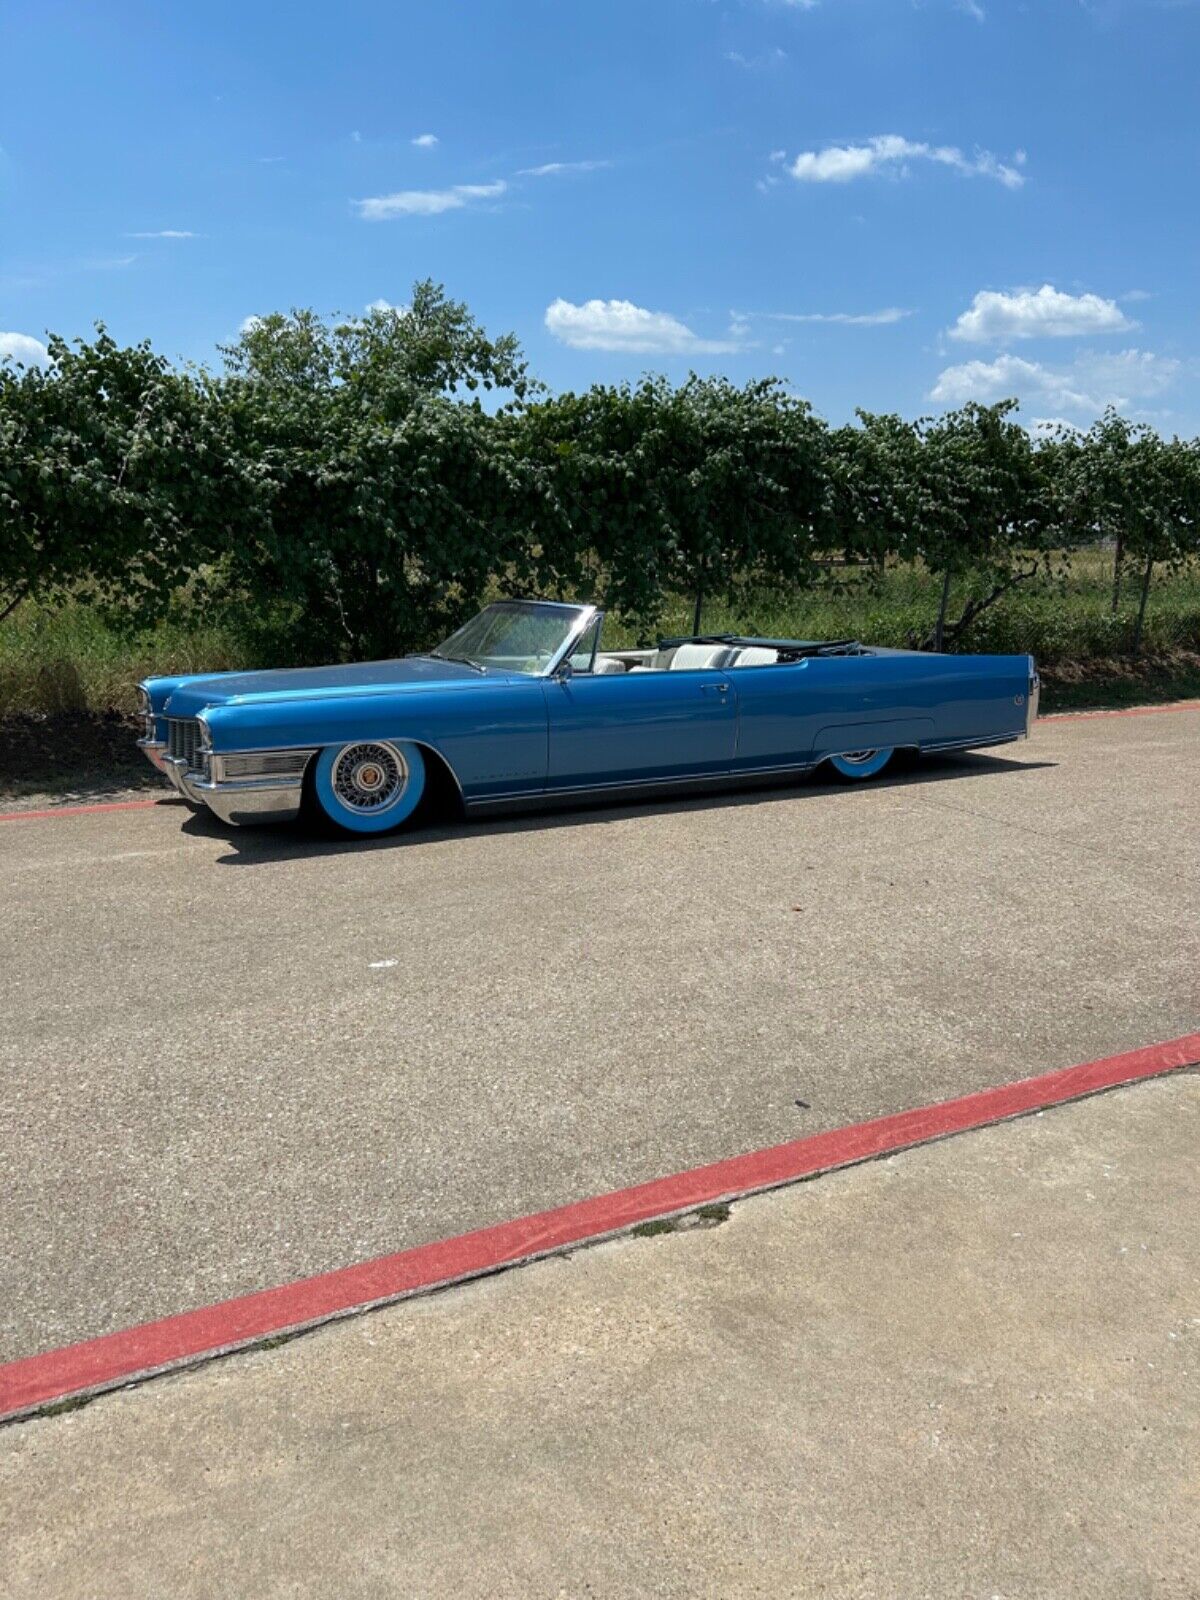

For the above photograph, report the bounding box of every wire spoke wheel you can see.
[311,740,427,835]
[332,742,407,813]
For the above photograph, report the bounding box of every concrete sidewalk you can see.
[4,1071,1197,1599]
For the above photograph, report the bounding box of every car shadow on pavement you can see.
[181,748,1058,866]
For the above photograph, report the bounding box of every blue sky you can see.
[3,0,1198,433]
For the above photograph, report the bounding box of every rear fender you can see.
[812,718,936,759]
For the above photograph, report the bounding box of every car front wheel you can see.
[308,740,427,834]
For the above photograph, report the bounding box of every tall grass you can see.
[0,603,251,717]
[2,550,1198,716]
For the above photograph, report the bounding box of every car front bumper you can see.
[138,736,169,774]
[140,741,309,826]
[188,772,307,826]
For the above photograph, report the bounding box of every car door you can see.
[543,668,738,791]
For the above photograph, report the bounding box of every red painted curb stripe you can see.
[1040,700,1200,723]
[0,798,161,822]
[2,1031,1197,1422]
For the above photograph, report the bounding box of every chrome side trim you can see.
[465,735,1021,813]
[466,760,819,811]
[921,734,1020,753]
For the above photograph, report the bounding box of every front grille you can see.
[166,718,203,770]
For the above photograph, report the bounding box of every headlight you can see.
[136,686,155,741]
[197,717,213,778]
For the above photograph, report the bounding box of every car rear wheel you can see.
[826,747,895,781]
[309,740,427,835]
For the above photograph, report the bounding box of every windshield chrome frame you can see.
[542,603,601,679]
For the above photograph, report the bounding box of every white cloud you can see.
[785,133,1024,188]
[759,307,912,326]
[931,355,1080,407]
[518,159,611,177]
[411,133,438,149]
[949,284,1132,342]
[929,347,1180,415]
[125,229,199,239]
[726,47,788,68]
[354,180,505,219]
[366,298,408,314]
[239,315,264,334]
[545,298,741,355]
[0,332,49,367]
[956,0,986,19]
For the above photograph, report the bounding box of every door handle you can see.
[700,683,729,697]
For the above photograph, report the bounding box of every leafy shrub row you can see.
[3,281,1198,660]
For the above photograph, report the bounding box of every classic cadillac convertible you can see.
[137,599,1039,836]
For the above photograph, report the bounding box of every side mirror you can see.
[555,659,574,682]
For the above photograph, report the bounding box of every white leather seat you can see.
[729,646,779,667]
[629,643,732,672]
[664,643,732,670]
[592,655,627,674]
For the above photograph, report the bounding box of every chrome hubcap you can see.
[838,750,878,765]
[332,742,407,813]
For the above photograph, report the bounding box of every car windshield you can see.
[429,601,588,675]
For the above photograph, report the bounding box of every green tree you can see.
[911,401,1054,650]
[1056,410,1200,650]
[826,411,923,575]
[523,375,831,637]
[0,327,239,626]
[215,283,552,659]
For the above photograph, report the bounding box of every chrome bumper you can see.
[137,737,169,774]
[189,775,305,826]
[160,751,309,825]
[161,754,208,807]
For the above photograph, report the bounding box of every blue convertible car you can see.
[137,598,1039,836]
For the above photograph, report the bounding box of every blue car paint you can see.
[542,670,737,788]
[729,652,1027,771]
[144,632,1034,819]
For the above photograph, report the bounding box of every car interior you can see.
[583,642,783,675]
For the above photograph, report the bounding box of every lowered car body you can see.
[137,599,1039,836]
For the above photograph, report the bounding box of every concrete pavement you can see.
[1,709,1198,1362]
[3,1070,1197,1599]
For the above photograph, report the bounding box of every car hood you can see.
[163,655,502,716]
